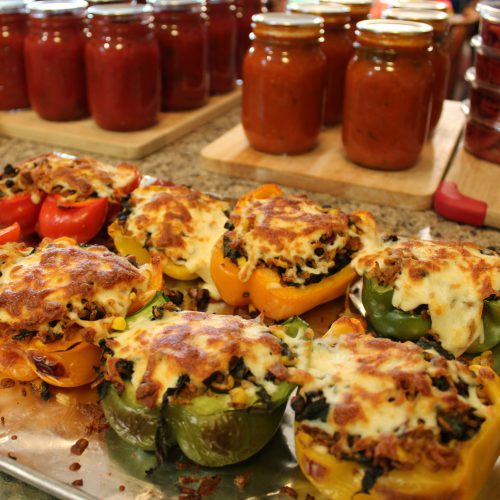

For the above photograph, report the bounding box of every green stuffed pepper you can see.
[352,238,500,362]
[100,294,312,467]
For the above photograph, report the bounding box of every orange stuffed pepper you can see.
[0,237,161,387]
[210,184,379,320]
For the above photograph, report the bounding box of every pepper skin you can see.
[362,276,500,355]
[0,223,21,244]
[0,191,44,236]
[211,240,357,320]
[295,364,500,500]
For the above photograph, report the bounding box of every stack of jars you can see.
[464,1,500,164]
[0,0,263,131]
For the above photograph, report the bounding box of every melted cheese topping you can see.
[116,185,229,297]
[0,238,153,342]
[301,332,488,452]
[106,311,307,408]
[353,239,500,356]
[226,193,379,284]
[2,152,137,202]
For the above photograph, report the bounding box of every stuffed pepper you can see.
[100,299,311,466]
[0,237,161,387]
[210,184,379,320]
[108,184,230,299]
[352,238,500,359]
[293,322,500,499]
[1,152,140,242]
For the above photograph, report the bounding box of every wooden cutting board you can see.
[200,100,464,210]
[434,142,500,228]
[0,89,241,160]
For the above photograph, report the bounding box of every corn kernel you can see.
[112,317,127,331]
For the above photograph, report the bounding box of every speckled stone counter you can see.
[0,104,498,498]
[1,106,498,247]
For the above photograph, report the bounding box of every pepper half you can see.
[100,299,311,466]
[362,276,500,356]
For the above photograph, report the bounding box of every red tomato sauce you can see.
[242,13,327,154]
[0,4,29,111]
[151,0,209,111]
[85,4,161,131]
[24,1,88,121]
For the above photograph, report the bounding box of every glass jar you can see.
[342,19,433,170]
[321,0,370,38]
[383,8,450,135]
[465,67,500,124]
[289,2,352,126]
[25,0,88,121]
[234,0,263,79]
[0,0,29,110]
[242,13,327,154]
[148,0,208,110]
[477,1,500,49]
[206,0,237,94]
[472,35,500,86]
[464,117,500,165]
[86,4,161,131]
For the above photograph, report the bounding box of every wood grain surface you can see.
[200,100,465,210]
[0,89,241,160]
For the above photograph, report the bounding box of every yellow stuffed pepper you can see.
[210,184,379,320]
[292,318,500,499]
[109,183,230,300]
[0,237,161,387]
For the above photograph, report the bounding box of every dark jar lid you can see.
[356,19,433,48]
[288,2,351,25]
[27,0,88,17]
[87,3,153,21]
[382,8,450,33]
[0,0,28,14]
[146,0,202,10]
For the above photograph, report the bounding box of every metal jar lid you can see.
[357,18,432,34]
[288,2,350,15]
[147,0,202,9]
[0,0,28,14]
[87,3,153,18]
[471,34,500,57]
[391,1,449,12]
[252,12,323,27]
[477,1,500,23]
[27,0,88,17]
[382,8,449,31]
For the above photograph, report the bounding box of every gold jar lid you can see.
[288,2,350,25]
[252,12,323,39]
[391,0,449,12]
[382,7,450,32]
[356,18,433,47]
[321,0,371,17]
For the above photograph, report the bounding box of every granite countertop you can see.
[1,106,498,247]
[0,104,498,498]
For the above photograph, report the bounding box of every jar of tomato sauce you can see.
[86,4,161,131]
[242,13,327,154]
[289,2,351,126]
[383,8,450,135]
[206,0,237,94]
[0,0,29,111]
[148,0,208,111]
[321,0,370,38]
[342,20,433,170]
[478,1,500,49]
[25,0,88,121]
[234,0,263,79]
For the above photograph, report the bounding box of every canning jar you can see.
[342,20,433,170]
[477,1,500,49]
[25,0,88,121]
[383,8,450,134]
[206,0,237,94]
[289,2,351,126]
[472,35,500,86]
[465,67,500,124]
[148,0,208,110]
[242,13,327,154]
[321,0,370,38]
[86,4,161,131]
[0,0,29,110]
[234,0,263,79]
